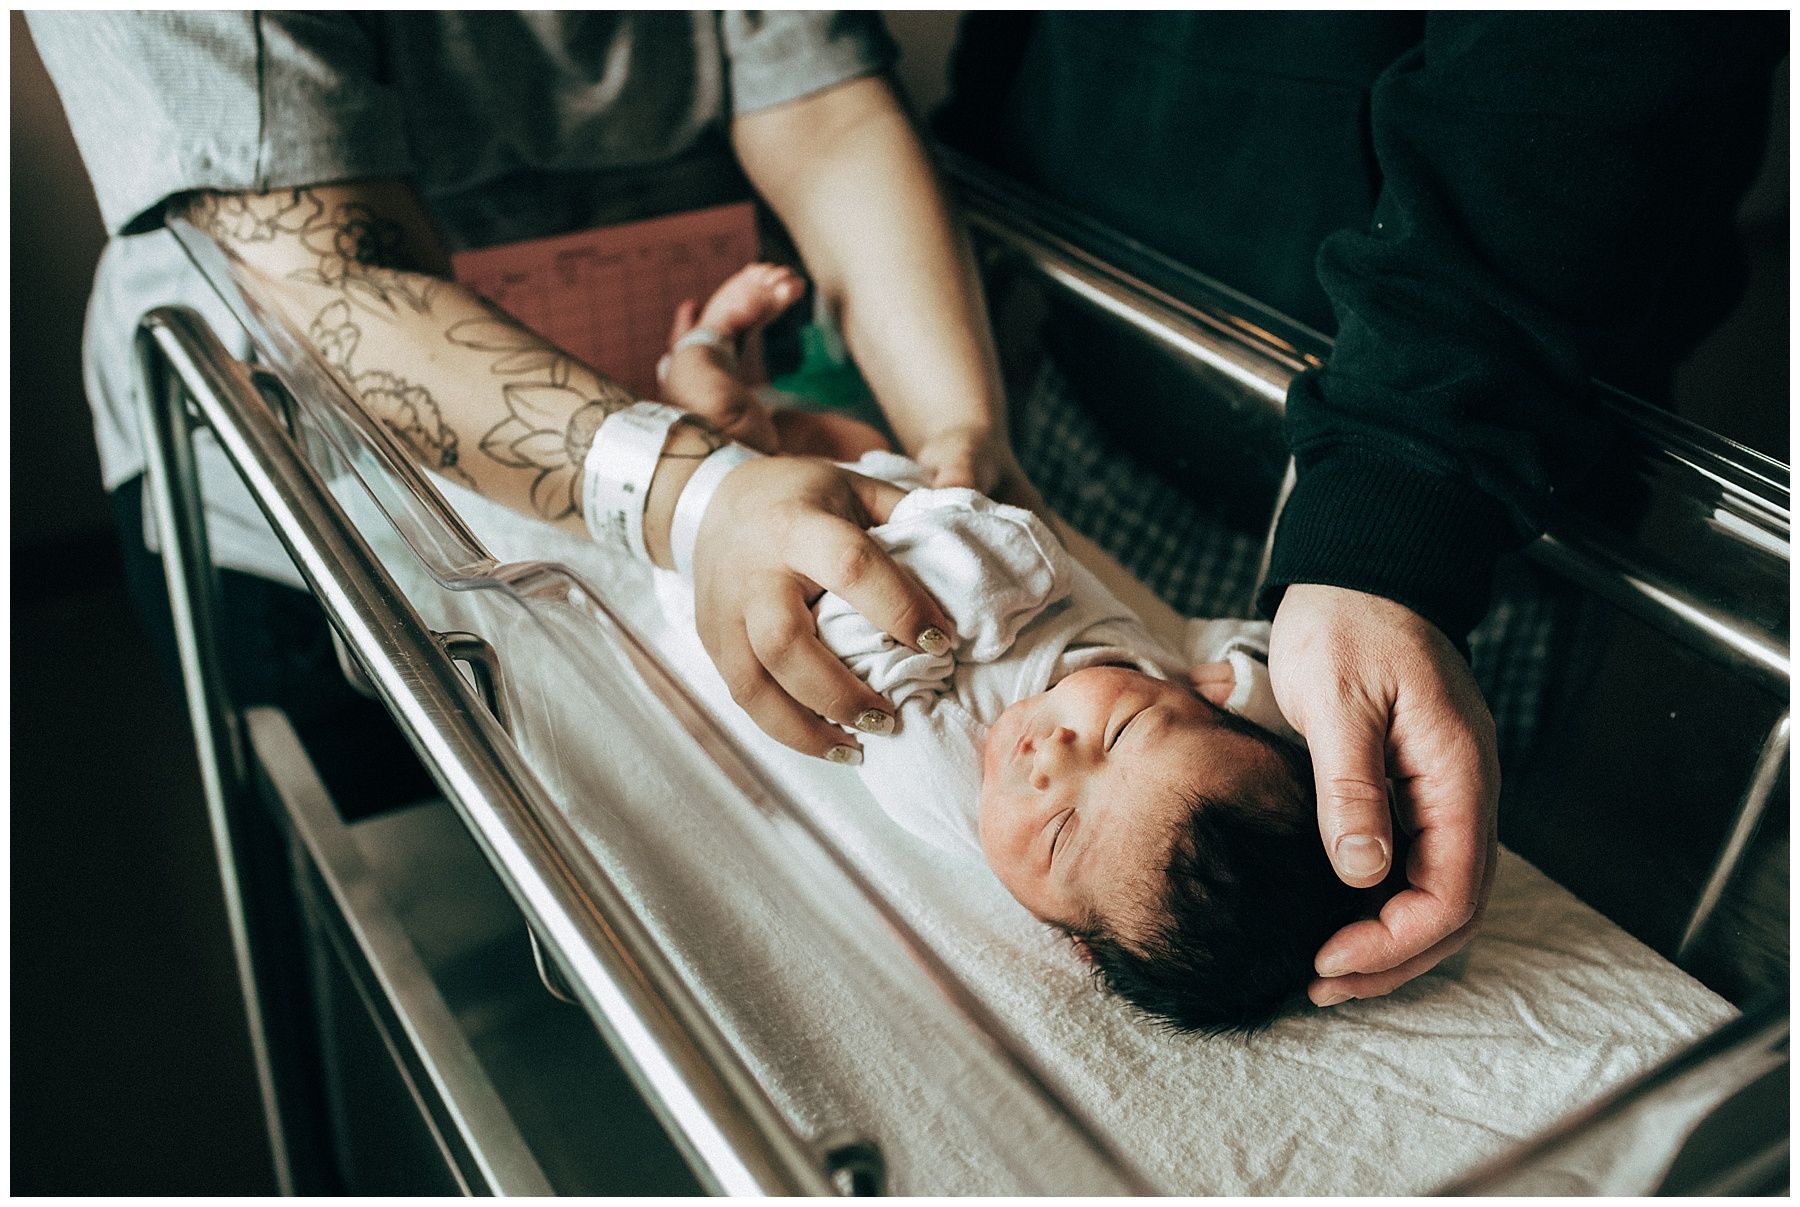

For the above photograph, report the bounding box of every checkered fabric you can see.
[1013,360,1266,622]
[1013,356,1591,768]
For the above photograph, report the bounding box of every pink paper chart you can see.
[452,202,760,400]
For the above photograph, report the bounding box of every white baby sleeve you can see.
[810,486,1071,858]
[812,487,1070,712]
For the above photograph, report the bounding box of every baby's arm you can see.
[814,487,1070,708]
[659,262,890,462]
[1188,660,1238,706]
[1187,620,1301,744]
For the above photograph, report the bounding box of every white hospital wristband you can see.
[582,402,689,561]
[670,443,763,579]
[655,326,738,386]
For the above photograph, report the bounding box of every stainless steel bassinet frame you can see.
[136,153,1788,1194]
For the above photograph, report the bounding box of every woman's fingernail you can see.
[854,709,894,736]
[917,627,951,656]
[1335,834,1390,878]
[1316,991,1353,1008]
[825,745,864,766]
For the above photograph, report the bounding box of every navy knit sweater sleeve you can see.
[1257,13,1783,640]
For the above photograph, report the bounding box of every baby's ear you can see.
[1069,934,1096,966]
[1186,660,1236,706]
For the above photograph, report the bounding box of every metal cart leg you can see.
[136,324,330,1194]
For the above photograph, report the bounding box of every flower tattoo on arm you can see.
[185,186,679,523]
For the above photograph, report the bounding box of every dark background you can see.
[10,12,1787,1194]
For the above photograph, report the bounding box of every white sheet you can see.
[418,481,1737,1195]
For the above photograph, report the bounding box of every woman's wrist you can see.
[576,405,734,569]
[641,420,728,569]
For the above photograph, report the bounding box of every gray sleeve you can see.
[718,11,897,114]
[26,11,412,235]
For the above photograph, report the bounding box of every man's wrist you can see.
[1255,449,1516,648]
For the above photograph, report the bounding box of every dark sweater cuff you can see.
[1254,450,1516,647]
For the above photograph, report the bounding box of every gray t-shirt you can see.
[28,11,895,583]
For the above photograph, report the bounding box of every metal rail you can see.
[139,293,298,1197]
[248,706,553,1194]
[160,213,1158,1198]
[1677,712,1791,963]
[1438,992,1789,1195]
[136,306,837,1196]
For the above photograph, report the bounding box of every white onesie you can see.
[804,453,1293,864]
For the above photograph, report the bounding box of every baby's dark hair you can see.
[1071,704,1378,1036]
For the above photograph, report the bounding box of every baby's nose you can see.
[1032,726,1078,779]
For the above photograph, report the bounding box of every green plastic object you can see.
[770,322,874,411]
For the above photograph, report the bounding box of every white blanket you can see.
[408,481,1736,1195]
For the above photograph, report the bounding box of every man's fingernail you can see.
[1315,991,1352,1008]
[825,744,864,767]
[1316,955,1352,978]
[916,627,951,656]
[1335,834,1390,878]
[854,709,894,736]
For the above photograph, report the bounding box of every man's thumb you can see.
[1305,710,1395,888]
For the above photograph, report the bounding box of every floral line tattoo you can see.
[186,186,714,524]
[307,300,472,489]
[447,308,635,520]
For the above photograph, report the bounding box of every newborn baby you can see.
[660,265,1371,1033]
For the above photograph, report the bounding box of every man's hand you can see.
[690,456,956,761]
[1268,584,1500,1006]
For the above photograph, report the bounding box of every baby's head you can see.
[977,665,1368,1034]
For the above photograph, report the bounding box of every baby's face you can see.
[978,666,1275,939]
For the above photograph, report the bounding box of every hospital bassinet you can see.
[134,152,1787,1195]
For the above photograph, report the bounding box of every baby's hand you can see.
[660,263,890,462]
[658,263,807,453]
[1187,660,1236,706]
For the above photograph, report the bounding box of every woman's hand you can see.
[690,456,957,760]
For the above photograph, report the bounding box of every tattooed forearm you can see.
[657,424,729,460]
[184,188,326,247]
[307,298,475,489]
[448,303,638,519]
[185,182,673,525]
[187,189,438,314]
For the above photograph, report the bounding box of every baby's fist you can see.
[1186,660,1236,705]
